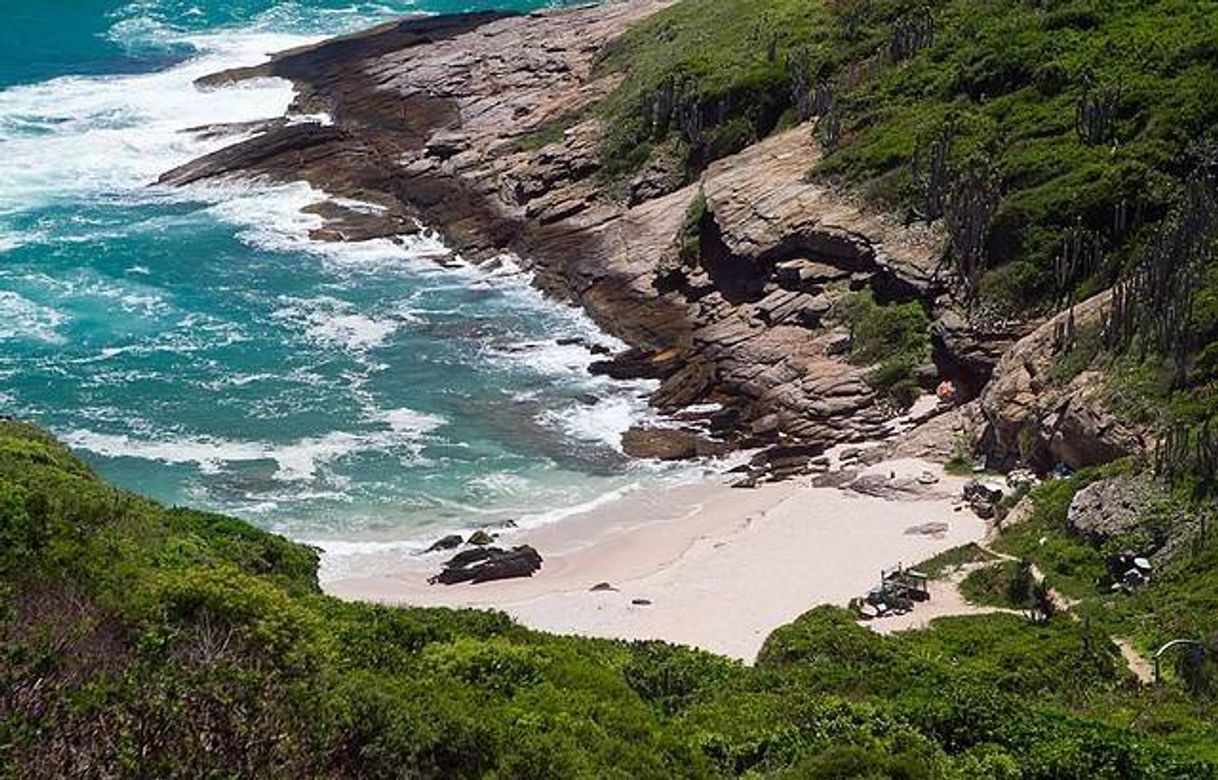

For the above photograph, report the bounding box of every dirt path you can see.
[1115,637,1155,684]
[974,540,1079,612]
[977,538,1156,685]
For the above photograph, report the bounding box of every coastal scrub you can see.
[2,420,1215,775]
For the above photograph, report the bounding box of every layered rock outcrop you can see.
[976,291,1145,470]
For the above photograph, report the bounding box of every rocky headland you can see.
[160,1,1138,474]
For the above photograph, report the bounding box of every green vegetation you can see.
[3,420,1217,775]
[913,542,996,579]
[679,188,708,264]
[596,0,1218,311]
[960,560,1034,610]
[992,468,1115,600]
[514,111,587,152]
[515,121,568,152]
[944,435,981,475]
[595,0,832,181]
[1047,321,1104,386]
[986,460,1218,696]
[837,290,930,406]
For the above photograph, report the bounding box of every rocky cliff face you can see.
[161,1,1041,457]
[977,291,1145,470]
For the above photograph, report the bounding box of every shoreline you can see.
[324,454,987,661]
[163,3,968,470]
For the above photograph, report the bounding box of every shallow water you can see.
[0,0,685,555]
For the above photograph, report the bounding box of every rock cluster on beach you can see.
[428,545,543,585]
[159,2,1051,464]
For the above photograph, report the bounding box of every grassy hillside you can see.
[2,420,1216,776]
[596,0,1218,492]
[597,0,1218,307]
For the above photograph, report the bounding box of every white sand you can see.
[325,457,987,661]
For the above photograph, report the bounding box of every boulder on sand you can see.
[429,545,543,585]
[963,479,1004,519]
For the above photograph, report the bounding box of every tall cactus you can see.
[889,5,935,63]
[1075,74,1122,146]
[787,46,837,124]
[1156,417,1218,494]
[816,106,843,151]
[1103,168,1217,383]
[1054,222,1105,308]
[1053,304,1077,355]
[751,12,778,63]
[678,96,704,147]
[841,0,867,41]
[944,157,1001,301]
[650,75,678,138]
[913,118,956,221]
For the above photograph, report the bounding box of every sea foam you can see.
[0,2,688,555]
[0,291,67,344]
[61,410,446,483]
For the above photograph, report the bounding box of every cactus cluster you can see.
[1075,74,1122,146]
[787,48,837,123]
[889,5,935,64]
[912,118,956,221]
[944,157,1002,301]
[1104,170,1217,384]
[1157,416,1218,498]
[816,107,843,150]
[1054,222,1106,309]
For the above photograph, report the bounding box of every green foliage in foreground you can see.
[1,420,1216,777]
[984,462,1218,732]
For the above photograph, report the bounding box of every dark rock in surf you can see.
[589,347,681,381]
[445,547,495,568]
[425,534,464,553]
[621,426,728,461]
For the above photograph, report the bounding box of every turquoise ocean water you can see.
[0,0,688,576]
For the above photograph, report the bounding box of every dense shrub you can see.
[836,291,930,406]
[2,420,1216,774]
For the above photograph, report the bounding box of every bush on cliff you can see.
[837,290,930,406]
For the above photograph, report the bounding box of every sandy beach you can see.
[325,455,987,661]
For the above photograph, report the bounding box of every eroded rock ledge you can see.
[161,1,1030,455]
